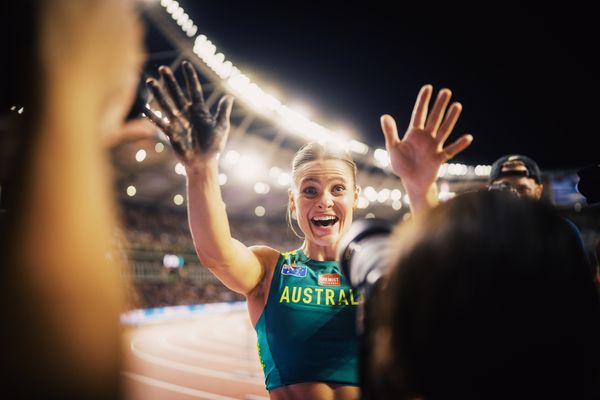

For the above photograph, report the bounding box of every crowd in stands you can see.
[132,278,244,309]
[119,203,301,254]
[119,199,599,311]
[119,203,301,309]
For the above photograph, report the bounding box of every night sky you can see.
[161,2,598,170]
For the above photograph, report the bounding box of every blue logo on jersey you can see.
[281,263,308,278]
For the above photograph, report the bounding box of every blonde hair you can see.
[287,142,358,238]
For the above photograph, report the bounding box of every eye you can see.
[302,186,318,196]
[332,184,346,194]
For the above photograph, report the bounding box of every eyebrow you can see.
[300,176,349,185]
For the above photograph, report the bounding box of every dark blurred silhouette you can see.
[1,0,145,398]
[368,191,600,400]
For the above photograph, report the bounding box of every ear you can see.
[353,185,361,209]
[535,183,544,200]
[288,188,295,210]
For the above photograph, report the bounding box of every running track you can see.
[123,309,269,399]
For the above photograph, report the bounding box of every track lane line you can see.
[130,339,264,385]
[123,371,242,400]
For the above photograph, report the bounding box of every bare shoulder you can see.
[249,245,280,275]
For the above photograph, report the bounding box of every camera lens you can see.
[488,182,520,197]
[338,218,393,295]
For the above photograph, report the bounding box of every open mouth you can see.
[311,215,339,227]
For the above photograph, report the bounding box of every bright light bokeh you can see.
[126,185,136,197]
[255,206,266,217]
[173,194,184,205]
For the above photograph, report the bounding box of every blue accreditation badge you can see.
[281,262,308,278]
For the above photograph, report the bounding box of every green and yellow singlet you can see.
[255,249,360,391]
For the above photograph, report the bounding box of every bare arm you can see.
[144,61,267,295]
[380,85,473,214]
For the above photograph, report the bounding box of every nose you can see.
[317,192,334,209]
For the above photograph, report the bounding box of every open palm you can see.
[144,60,234,166]
[381,85,472,194]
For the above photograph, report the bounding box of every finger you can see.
[441,134,473,160]
[380,114,400,149]
[159,65,189,110]
[409,84,433,129]
[142,107,169,133]
[146,77,178,119]
[215,95,235,130]
[425,88,452,135]
[182,60,205,106]
[436,102,462,145]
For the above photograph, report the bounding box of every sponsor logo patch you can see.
[281,263,307,278]
[318,273,341,286]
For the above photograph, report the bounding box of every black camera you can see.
[338,218,394,298]
[488,182,519,196]
[337,218,394,400]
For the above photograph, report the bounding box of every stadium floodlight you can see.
[277,172,291,187]
[349,140,369,155]
[166,1,178,14]
[235,154,265,181]
[474,164,492,176]
[392,200,402,210]
[447,163,468,176]
[377,188,391,203]
[254,182,271,194]
[172,7,183,20]
[363,186,378,203]
[155,142,165,153]
[390,188,402,201]
[373,148,390,168]
[176,12,188,26]
[158,1,486,176]
[186,25,198,37]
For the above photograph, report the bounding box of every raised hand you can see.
[380,85,473,199]
[144,60,234,166]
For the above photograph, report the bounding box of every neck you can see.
[301,241,338,261]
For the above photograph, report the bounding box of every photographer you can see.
[361,191,600,399]
[488,154,544,200]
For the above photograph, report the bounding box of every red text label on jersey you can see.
[318,273,341,286]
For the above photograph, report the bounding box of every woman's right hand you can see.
[144,60,234,167]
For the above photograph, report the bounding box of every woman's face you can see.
[290,159,359,249]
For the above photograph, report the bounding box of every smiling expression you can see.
[289,159,359,254]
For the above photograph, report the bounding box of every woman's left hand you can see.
[380,85,473,208]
